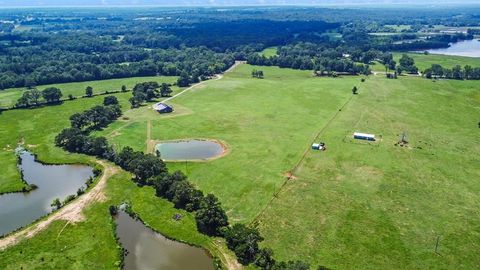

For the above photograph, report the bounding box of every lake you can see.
[155,140,225,161]
[0,150,93,236]
[422,39,480,57]
[115,211,214,270]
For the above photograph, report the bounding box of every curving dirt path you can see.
[0,160,118,251]
[145,61,245,153]
[162,60,245,104]
[211,239,243,270]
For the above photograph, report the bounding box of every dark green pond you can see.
[155,140,224,161]
[115,211,214,270]
[0,150,93,236]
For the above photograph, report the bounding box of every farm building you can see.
[353,132,376,141]
[312,142,326,151]
[153,102,174,114]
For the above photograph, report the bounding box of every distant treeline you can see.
[1,8,479,91]
[0,35,234,90]
[247,43,372,75]
[424,64,480,80]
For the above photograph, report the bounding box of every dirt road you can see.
[0,160,118,250]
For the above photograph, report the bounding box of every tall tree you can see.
[42,87,63,103]
[160,83,173,97]
[85,86,93,97]
[30,88,42,106]
[195,194,229,236]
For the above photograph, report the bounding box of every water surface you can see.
[115,211,214,270]
[421,39,480,57]
[0,151,93,236]
[155,140,224,161]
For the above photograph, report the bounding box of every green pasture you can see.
[98,64,480,269]
[98,64,355,222]
[258,76,480,269]
[0,76,179,194]
[1,64,479,270]
[260,47,278,57]
[0,76,179,109]
[369,53,480,73]
[393,52,480,72]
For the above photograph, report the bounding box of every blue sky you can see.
[0,0,478,6]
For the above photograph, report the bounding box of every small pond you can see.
[0,150,93,236]
[115,211,214,270]
[155,140,225,161]
[420,39,480,57]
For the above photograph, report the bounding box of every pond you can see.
[155,140,225,161]
[115,211,214,270]
[421,39,480,57]
[0,150,93,236]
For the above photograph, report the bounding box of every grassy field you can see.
[258,76,480,269]
[1,64,479,269]
[0,76,180,194]
[99,64,480,269]
[0,76,179,109]
[260,47,278,57]
[98,64,356,222]
[393,53,480,72]
[369,53,480,73]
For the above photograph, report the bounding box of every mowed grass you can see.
[0,76,179,108]
[99,64,356,222]
[258,76,480,269]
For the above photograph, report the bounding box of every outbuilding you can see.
[153,102,173,114]
[353,132,376,141]
[312,142,326,151]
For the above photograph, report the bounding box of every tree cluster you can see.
[224,223,330,270]
[129,81,160,108]
[16,87,63,108]
[69,103,122,131]
[251,69,264,79]
[398,54,418,74]
[247,43,371,75]
[424,64,480,80]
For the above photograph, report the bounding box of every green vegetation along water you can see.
[115,211,214,270]
[0,150,93,236]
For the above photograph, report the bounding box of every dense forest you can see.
[1,6,480,89]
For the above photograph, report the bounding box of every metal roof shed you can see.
[353,132,376,141]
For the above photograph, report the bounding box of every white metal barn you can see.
[353,132,376,141]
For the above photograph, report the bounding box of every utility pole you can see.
[435,235,441,254]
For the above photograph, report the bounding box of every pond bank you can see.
[0,150,94,236]
[115,210,215,270]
